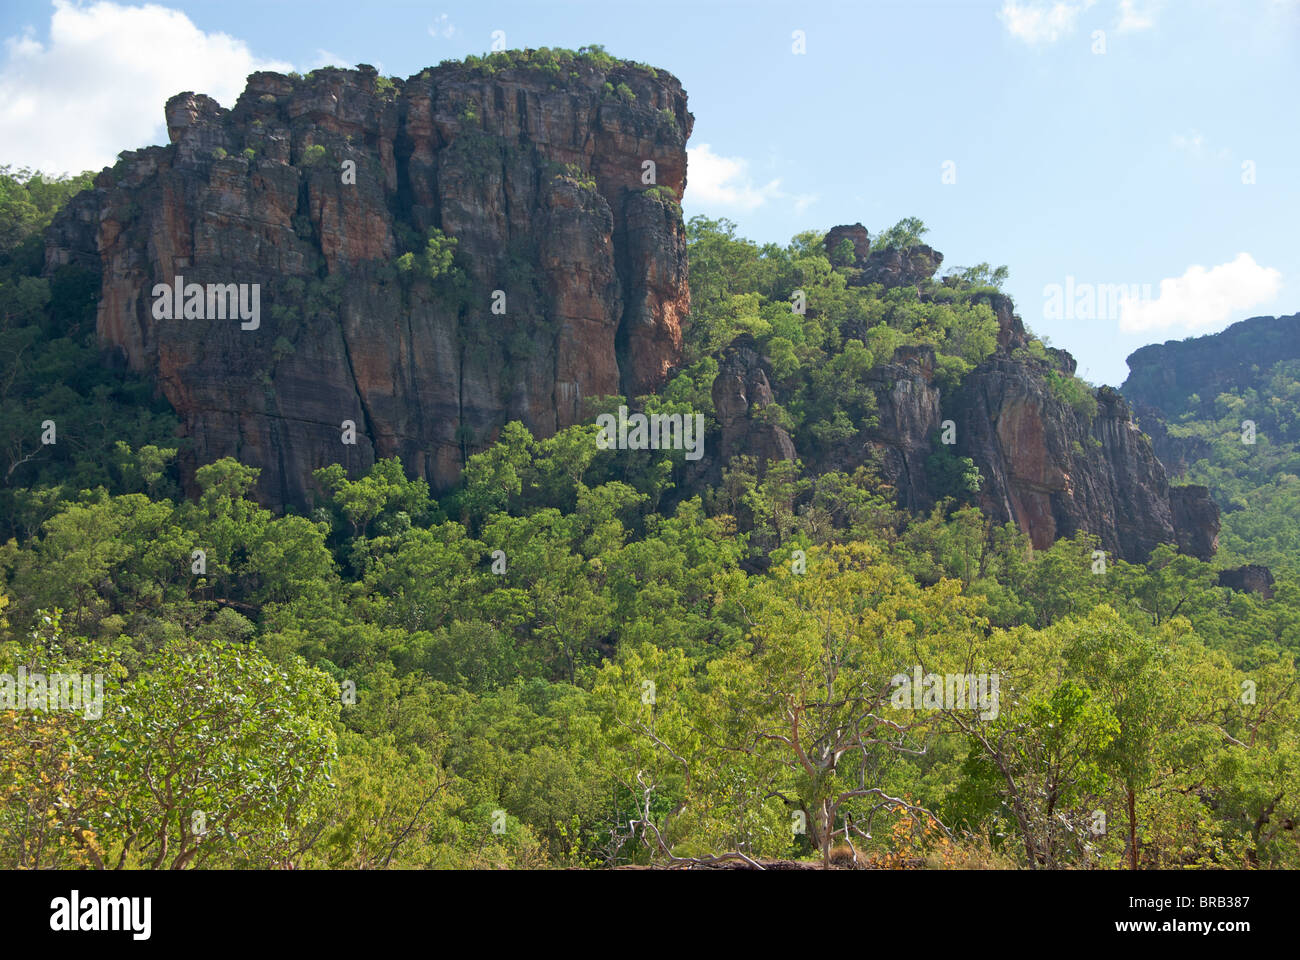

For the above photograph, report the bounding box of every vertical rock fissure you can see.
[611,194,633,397]
[336,314,378,466]
[456,302,468,467]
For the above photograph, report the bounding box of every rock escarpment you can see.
[1123,313,1300,418]
[1122,313,1300,476]
[46,58,692,505]
[1218,564,1276,599]
[946,373,1218,562]
[709,225,1219,563]
[44,59,1221,566]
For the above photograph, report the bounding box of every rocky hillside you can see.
[43,53,1217,563]
[1118,313,1300,574]
[705,225,1219,562]
[1124,313,1300,416]
[46,55,691,505]
[1122,313,1300,474]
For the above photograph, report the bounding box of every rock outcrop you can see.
[947,372,1218,562]
[47,80,1222,566]
[824,223,871,265]
[707,224,1219,562]
[1218,564,1275,600]
[1122,313,1300,477]
[708,335,797,473]
[46,59,692,505]
[823,226,944,290]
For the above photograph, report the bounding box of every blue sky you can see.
[2,0,1296,385]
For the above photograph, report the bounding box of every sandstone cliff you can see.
[1123,313,1300,418]
[44,60,1220,564]
[47,58,692,505]
[1122,313,1300,476]
[707,225,1219,562]
[947,371,1218,562]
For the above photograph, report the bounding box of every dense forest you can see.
[2,162,1297,871]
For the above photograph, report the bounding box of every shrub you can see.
[1045,369,1099,421]
[926,444,983,501]
[872,216,929,252]
[396,227,462,285]
[643,185,679,206]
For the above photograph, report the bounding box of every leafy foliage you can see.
[1,167,1296,871]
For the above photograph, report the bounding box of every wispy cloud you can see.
[428,13,456,40]
[311,49,352,69]
[998,0,1096,44]
[1116,0,1159,32]
[1119,253,1282,334]
[1172,129,1231,161]
[686,143,816,213]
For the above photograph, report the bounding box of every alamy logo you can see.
[50,891,151,940]
[595,405,705,461]
[890,667,1000,721]
[0,667,103,719]
[1042,276,1153,322]
[151,275,260,330]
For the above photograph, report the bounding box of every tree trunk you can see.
[1126,784,1138,870]
[820,799,832,869]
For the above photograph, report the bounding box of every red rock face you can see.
[702,222,1221,563]
[949,362,1218,563]
[46,62,692,506]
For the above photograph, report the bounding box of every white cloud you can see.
[311,49,352,69]
[428,14,456,40]
[998,0,1096,44]
[307,50,385,74]
[1116,0,1158,32]
[685,143,816,213]
[1119,253,1282,334]
[0,0,291,176]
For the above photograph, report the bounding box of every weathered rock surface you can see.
[1122,313,1300,477]
[854,244,943,289]
[1218,564,1276,599]
[855,345,943,514]
[947,372,1218,562]
[1168,484,1221,560]
[46,60,692,505]
[709,334,797,472]
[707,225,1219,562]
